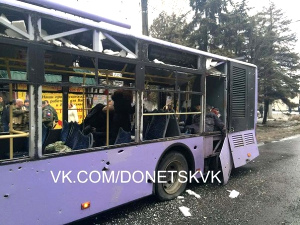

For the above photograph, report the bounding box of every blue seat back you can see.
[65,122,80,148]
[144,115,170,140]
[114,127,132,145]
[61,120,71,143]
[165,115,181,137]
[72,131,92,150]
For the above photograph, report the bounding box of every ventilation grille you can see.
[244,133,255,145]
[232,135,244,148]
[232,66,246,117]
[231,132,255,148]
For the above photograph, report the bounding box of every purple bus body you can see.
[0,132,259,224]
[219,137,233,184]
[228,130,259,168]
[0,2,260,224]
[1,137,204,225]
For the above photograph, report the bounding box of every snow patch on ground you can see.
[186,189,200,199]
[227,190,240,198]
[179,206,192,217]
[280,134,300,141]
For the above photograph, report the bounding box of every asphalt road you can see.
[72,136,300,225]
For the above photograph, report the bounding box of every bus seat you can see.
[61,120,72,143]
[12,137,29,158]
[92,132,106,147]
[72,131,92,150]
[79,122,84,132]
[114,127,131,144]
[42,129,62,152]
[88,133,93,147]
[165,115,181,137]
[142,115,152,137]
[0,135,28,159]
[0,133,10,159]
[180,107,192,126]
[144,115,170,140]
[65,122,80,148]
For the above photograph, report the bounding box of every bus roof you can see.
[0,0,257,68]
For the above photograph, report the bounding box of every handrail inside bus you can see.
[0,59,30,159]
[0,132,29,139]
[0,55,204,159]
[105,71,110,146]
[143,112,202,116]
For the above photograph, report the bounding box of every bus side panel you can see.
[228,63,256,132]
[228,129,259,168]
[219,137,233,184]
[0,137,204,225]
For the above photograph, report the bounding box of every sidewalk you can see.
[256,113,300,143]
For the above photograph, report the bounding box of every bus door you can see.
[219,137,233,184]
[227,62,259,168]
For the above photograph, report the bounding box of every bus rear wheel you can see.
[155,151,188,201]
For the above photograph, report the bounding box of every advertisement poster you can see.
[16,85,86,129]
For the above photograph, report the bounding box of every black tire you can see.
[155,151,188,201]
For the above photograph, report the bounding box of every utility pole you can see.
[141,0,149,36]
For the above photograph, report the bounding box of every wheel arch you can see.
[153,142,195,194]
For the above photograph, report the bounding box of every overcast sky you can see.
[50,0,300,52]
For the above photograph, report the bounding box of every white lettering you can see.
[168,170,177,183]
[211,171,222,183]
[121,171,131,183]
[50,171,61,183]
[77,171,88,183]
[62,171,72,183]
[178,171,188,183]
[145,171,155,183]
[102,171,115,183]
[89,171,101,183]
[132,170,144,183]
[200,171,210,183]
[189,171,200,183]
[157,171,167,183]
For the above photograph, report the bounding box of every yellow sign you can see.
[14,89,86,129]
[42,92,63,129]
[68,93,85,123]
[42,93,85,129]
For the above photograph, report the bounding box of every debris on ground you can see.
[186,189,201,199]
[179,206,192,217]
[227,190,240,198]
